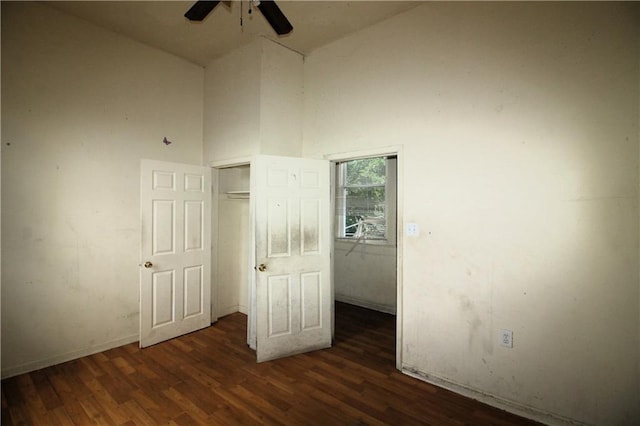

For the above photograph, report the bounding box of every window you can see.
[336,156,396,243]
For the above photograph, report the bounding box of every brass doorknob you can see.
[257,263,267,272]
[144,261,153,268]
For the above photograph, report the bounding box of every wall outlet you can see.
[500,329,513,348]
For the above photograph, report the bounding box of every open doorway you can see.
[331,153,400,367]
[211,152,401,366]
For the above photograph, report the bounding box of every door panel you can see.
[152,200,175,254]
[152,270,175,327]
[184,201,204,251]
[183,265,204,318]
[301,199,321,254]
[267,274,292,337]
[301,272,322,329]
[140,160,211,348]
[267,198,291,257]
[253,155,331,362]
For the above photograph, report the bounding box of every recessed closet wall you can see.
[213,165,250,318]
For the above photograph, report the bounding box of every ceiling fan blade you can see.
[256,1,293,35]
[185,1,220,21]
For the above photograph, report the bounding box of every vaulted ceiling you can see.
[47,1,421,67]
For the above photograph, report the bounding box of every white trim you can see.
[335,237,394,246]
[395,150,404,371]
[247,157,257,349]
[402,367,581,426]
[211,167,220,324]
[335,294,396,315]
[329,162,337,340]
[1,334,138,379]
[324,145,403,162]
[209,156,252,169]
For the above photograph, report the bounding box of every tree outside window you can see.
[337,157,391,240]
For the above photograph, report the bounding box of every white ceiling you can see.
[46,1,421,67]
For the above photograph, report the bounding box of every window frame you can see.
[335,156,397,246]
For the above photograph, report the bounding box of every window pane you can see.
[339,157,387,239]
[345,158,386,186]
[345,187,386,238]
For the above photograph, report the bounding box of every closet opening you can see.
[211,163,251,324]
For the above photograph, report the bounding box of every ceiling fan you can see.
[185,0,293,35]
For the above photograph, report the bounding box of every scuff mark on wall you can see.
[458,294,483,351]
[482,357,494,374]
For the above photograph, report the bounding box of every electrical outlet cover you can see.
[500,329,513,348]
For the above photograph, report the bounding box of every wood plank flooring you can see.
[2,302,541,425]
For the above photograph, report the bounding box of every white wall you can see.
[204,38,302,163]
[259,40,303,158]
[1,2,204,377]
[304,2,639,425]
[334,241,396,313]
[204,41,262,163]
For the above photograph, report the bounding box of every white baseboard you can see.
[402,366,585,426]
[216,304,249,318]
[335,294,396,314]
[1,334,139,379]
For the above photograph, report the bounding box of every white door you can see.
[253,155,331,362]
[140,159,211,348]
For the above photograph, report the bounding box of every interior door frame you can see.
[209,157,254,332]
[324,146,404,370]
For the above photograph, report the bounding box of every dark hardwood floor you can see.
[2,302,541,425]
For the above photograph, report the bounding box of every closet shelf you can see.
[225,190,250,199]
